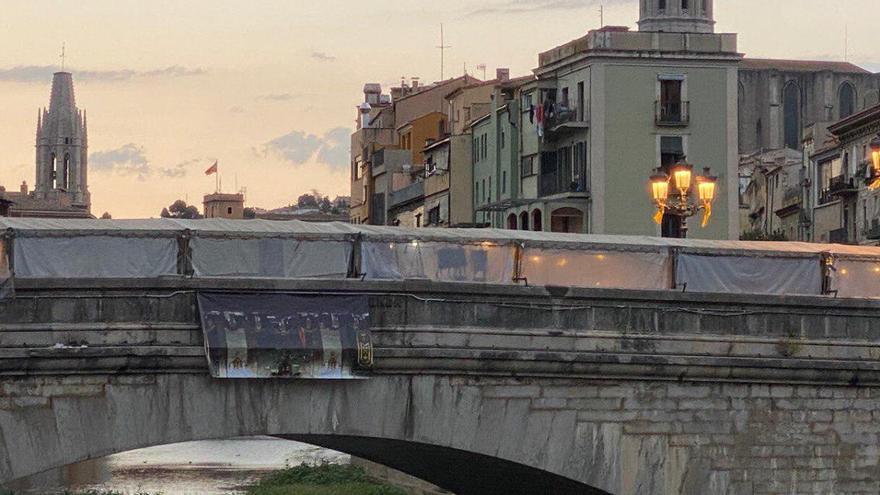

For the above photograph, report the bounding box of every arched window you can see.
[50,153,57,189]
[551,207,585,234]
[519,212,529,231]
[62,153,70,190]
[507,214,517,230]
[839,82,856,119]
[532,209,543,232]
[783,81,801,150]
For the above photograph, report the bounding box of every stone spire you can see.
[639,0,715,34]
[33,72,90,211]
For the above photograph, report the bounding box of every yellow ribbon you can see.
[701,203,712,228]
[653,207,665,225]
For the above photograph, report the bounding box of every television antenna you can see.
[59,43,66,71]
[476,64,487,81]
[437,24,451,80]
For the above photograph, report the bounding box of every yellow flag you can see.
[653,207,664,225]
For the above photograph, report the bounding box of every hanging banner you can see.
[197,293,373,379]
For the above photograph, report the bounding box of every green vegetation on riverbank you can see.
[246,464,408,495]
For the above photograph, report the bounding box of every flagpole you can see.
[216,163,220,193]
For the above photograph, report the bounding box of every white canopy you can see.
[3,218,880,298]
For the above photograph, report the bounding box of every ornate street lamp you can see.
[868,136,880,190]
[650,159,718,238]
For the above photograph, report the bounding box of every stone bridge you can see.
[1,279,880,494]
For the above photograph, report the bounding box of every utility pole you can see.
[599,5,604,28]
[437,24,451,81]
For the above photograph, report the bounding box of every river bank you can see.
[4,438,448,495]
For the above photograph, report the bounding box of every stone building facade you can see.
[738,60,880,155]
[0,72,92,218]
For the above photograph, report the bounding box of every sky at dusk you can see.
[0,0,877,218]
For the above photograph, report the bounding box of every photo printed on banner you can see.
[197,293,372,379]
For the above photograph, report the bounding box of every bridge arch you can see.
[2,374,610,495]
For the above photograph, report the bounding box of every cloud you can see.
[157,158,204,179]
[90,145,204,181]
[258,93,299,101]
[262,127,351,169]
[89,144,151,180]
[469,0,629,15]
[229,106,246,114]
[311,52,337,62]
[0,65,207,83]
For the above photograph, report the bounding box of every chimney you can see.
[20,181,28,194]
[411,77,420,90]
[496,68,510,82]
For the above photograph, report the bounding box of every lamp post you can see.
[650,159,718,238]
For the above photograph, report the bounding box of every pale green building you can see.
[495,0,741,239]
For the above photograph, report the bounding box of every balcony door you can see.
[660,79,683,123]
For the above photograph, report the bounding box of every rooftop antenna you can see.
[59,43,66,71]
[599,4,604,28]
[476,64,487,81]
[844,24,849,62]
[437,24,451,81]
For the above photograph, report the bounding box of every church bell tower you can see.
[638,0,715,33]
[34,72,90,210]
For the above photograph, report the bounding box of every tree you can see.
[243,207,256,219]
[297,193,319,209]
[319,196,332,213]
[100,212,112,219]
[161,200,202,219]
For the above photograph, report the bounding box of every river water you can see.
[10,437,350,495]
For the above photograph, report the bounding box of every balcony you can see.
[546,105,590,137]
[775,186,802,217]
[539,173,589,198]
[389,181,425,210]
[829,228,850,244]
[655,101,690,126]
[827,175,858,198]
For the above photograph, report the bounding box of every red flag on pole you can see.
[205,161,218,175]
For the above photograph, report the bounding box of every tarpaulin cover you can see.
[191,237,352,279]
[13,236,179,279]
[831,259,880,299]
[361,241,516,284]
[676,253,823,295]
[198,292,372,379]
[0,239,11,300]
[521,248,671,290]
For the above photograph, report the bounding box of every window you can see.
[561,87,570,108]
[681,0,689,11]
[701,0,707,14]
[488,176,492,202]
[475,181,479,203]
[521,155,536,177]
[840,82,856,119]
[660,136,685,169]
[482,179,486,202]
[658,0,666,12]
[227,207,233,215]
[519,212,529,231]
[659,79,684,124]
[573,142,588,192]
[501,130,506,149]
[783,82,801,150]
[522,93,533,109]
[428,206,441,226]
[502,171,507,194]
[577,82,585,121]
